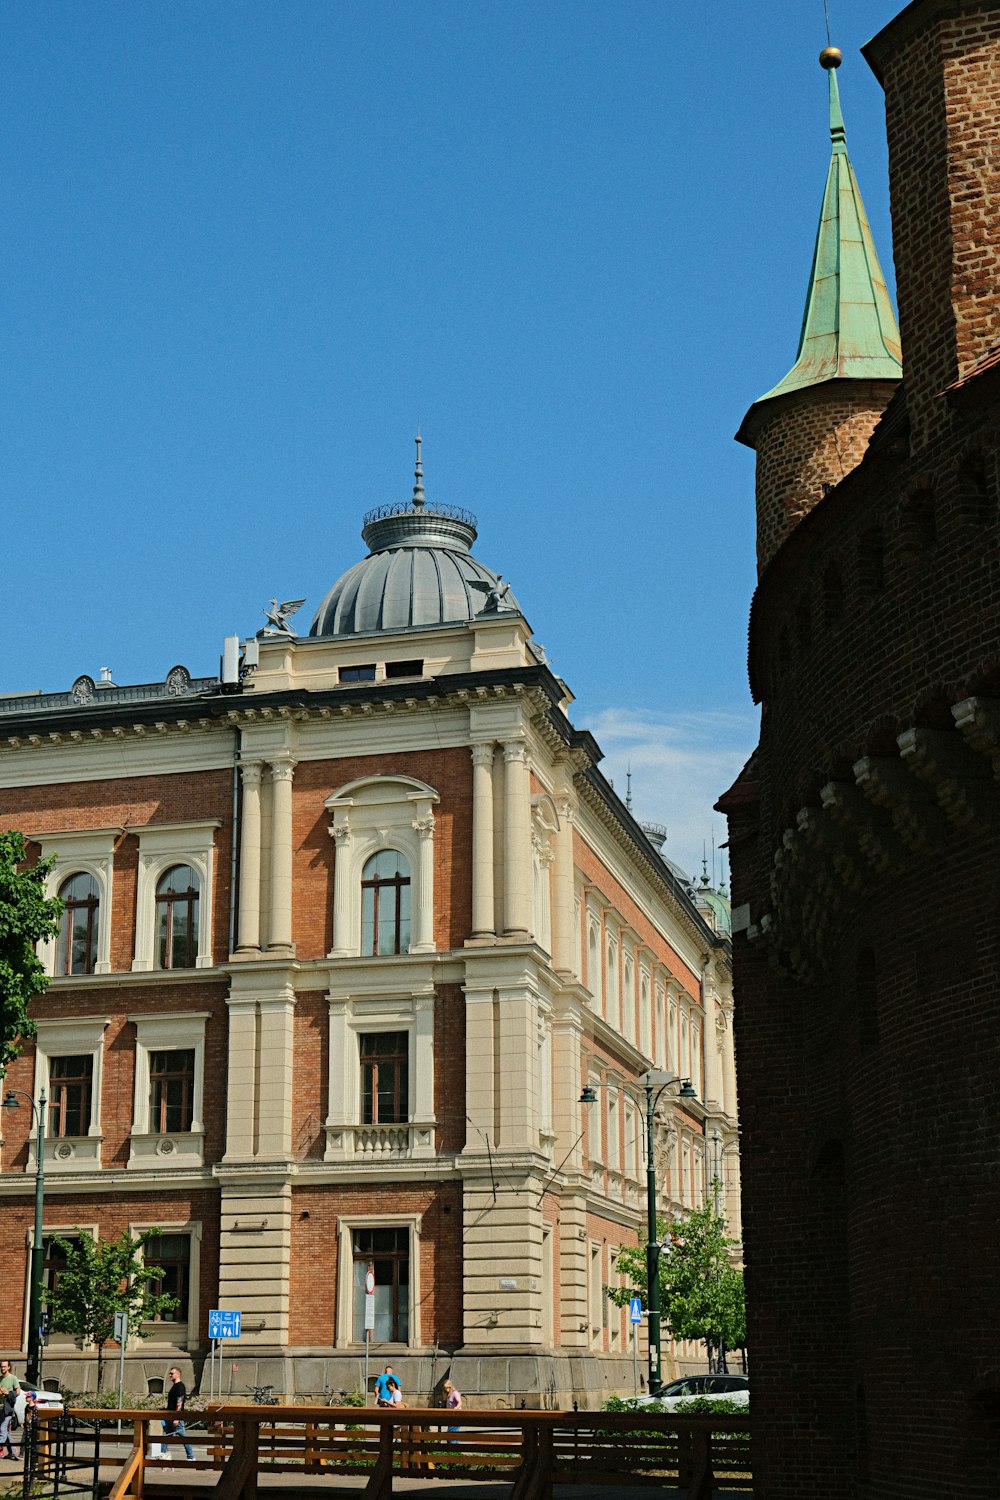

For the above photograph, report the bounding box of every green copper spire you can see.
[752,48,902,406]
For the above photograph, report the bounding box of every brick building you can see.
[0,444,736,1405]
[721,4,1000,1496]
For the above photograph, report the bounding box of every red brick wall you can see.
[287,1183,463,1349]
[0,1189,220,1353]
[750,383,895,571]
[877,3,1000,450]
[292,747,473,959]
[0,770,235,967]
[727,7,1000,1495]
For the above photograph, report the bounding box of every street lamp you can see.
[2,1089,47,1384]
[580,1069,698,1398]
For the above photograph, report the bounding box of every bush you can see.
[673,1397,747,1415]
[601,1396,665,1412]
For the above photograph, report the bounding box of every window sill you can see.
[31,1135,104,1173]
[128,1132,205,1170]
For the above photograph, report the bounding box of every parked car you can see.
[13,1382,64,1427]
[636,1373,749,1410]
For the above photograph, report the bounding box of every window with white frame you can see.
[607,1089,620,1174]
[336,1215,422,1348]
[57,873,100,975]
[128,1013,207,1170]
[325,984,435,1161]
[134,1221,202,1339]
[132,821,220,972]
[639,973,651,1058]
[623,957,635,1042]
[587,922,601,1007]
[326,777,439,958]
[586,1072,601,1162]
[35,828,118,977]
[32,1018,109,1171]
[606,937,618,1025]
[360,852,411,956]
[589,1242,602,1347]
[655,984,666,1068]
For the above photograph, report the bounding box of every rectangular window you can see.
[149,1050,196,1134]
[47,1056,93,1138]
[360,1033,409,1124]
[352,1227,409,1342]
[339,664,377,683]
[42,1235,76,1298]
[384,659,423,679]
[145,1232,191,1322]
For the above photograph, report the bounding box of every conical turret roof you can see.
[739,50,901,436]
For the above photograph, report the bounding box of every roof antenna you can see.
[626,765,633,813]
[412,430,426,509]
[822,0,831,46]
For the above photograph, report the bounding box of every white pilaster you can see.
[236,761,263,952]
[411,811,436,952]
[552,794,577,975]
[470,743,496,937]
[502,740,531,939]
[268,757,296,953]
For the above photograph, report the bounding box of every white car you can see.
[636,1374,749,1410]
[13,1382,64,1427]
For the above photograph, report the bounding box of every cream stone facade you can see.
[0,471,736,1406]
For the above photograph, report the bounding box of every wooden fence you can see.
[61,1404,751,1500]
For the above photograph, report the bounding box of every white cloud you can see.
[586,706,759,885]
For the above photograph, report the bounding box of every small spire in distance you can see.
[626,766,633,813]
[412,431,426,509]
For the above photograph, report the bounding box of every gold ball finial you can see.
[819,46,843,69]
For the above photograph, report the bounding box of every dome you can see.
[310,444,520,638]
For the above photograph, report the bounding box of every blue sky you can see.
[2,0,903,878]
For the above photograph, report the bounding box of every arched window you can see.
[361,851,411,956]
[156,865,200,970]
[57,873,100,975]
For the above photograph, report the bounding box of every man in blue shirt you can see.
[374,1366,400,1406]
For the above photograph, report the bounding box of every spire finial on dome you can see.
[412,431,426,509]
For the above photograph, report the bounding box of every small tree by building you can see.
[0,830,62,1074]
[44,1228,179,1387]
[608,1191,746,1371]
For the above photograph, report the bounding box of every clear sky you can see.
[2,0,903,879]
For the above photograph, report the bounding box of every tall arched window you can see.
[57,873,100,975]
[156,865,200,970]
[361,850,411,956]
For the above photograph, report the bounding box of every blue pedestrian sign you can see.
[209,1309,242,1339]
[629,1297,643,1324]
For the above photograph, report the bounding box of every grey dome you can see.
[309,501,520,637]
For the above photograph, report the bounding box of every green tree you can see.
[44,1228,179,1386]
[608,1191,746,1364]
[0,830,62,1073]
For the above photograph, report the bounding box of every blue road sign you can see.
[209,1309,242,1339]
[629,1297,643,1324]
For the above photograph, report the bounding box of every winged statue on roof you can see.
[262,598,306,636]
[468,575,513,614]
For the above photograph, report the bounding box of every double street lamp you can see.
[2,1090,47,1385]
[580,1069,697,1399]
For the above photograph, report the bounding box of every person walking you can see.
[158,1367,194,1461]
[0,1361,19,1461]
[385,1376,403,1407]
[443,1379,462,1431]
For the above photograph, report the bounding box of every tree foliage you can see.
[607,1191,746,1357]
[44,1228,179,1386]
[0,830,62,1074]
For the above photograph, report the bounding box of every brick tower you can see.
[736,48,902,571]
[721,4,1000,1497]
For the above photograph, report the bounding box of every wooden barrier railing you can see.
[66,1403,752,1500]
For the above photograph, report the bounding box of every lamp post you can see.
[2,1089,47,1384]
[580,1069,697,1398]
